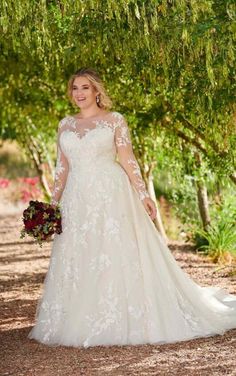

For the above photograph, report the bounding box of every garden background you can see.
[1,1,236,375]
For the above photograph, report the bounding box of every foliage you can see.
[1,1,235,176]
[0,1,236,257]
[0,141,38,178]
[194,192,236,263]
[196,222,236,264]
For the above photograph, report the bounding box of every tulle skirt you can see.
[28,163,236,347]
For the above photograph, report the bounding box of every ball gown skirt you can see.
[28,112,236,348]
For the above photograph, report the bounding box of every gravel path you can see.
[1,214,236,376]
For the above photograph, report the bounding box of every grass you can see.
[196,222,236,264]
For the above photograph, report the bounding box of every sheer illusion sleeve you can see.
[50,122,69,206]
[114,113,150,201]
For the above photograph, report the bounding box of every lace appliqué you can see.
[84,282,123,347]
[113,112,150,201]
[51,113,149,206]
[176,291,202,333]
[89,254,112,273]
[127,158,150,201]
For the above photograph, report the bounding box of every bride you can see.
[28,67,236,348]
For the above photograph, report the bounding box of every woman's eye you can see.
[72,86,89,90]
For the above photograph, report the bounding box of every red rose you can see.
[34,212,45,226]
[25,219,37,231]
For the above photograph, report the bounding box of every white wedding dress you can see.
[28,111,236,348]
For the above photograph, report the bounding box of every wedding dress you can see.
[28,111,236,348]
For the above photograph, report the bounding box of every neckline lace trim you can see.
[70,111,113,122]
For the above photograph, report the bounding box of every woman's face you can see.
[72,76,98,109]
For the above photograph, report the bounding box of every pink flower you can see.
[22,177,39,186]
[0,178,10,188]
[21,189,33,202]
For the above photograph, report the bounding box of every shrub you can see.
[196,222,236,264]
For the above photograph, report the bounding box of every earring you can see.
[96,95,100,104]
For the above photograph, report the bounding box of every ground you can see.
[1,214,236,376]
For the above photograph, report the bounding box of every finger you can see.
[148,207,154,218]
[151,208,157,220]
[148,203,155,215]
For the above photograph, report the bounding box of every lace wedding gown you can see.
[28,111,236,348]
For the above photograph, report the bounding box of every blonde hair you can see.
[67,67,112,109]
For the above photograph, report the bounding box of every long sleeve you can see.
[50,125,69,206]
[114,113,150,201]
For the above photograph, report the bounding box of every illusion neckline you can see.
[70,111,113,121]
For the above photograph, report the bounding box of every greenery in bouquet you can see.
[20,200,62,247]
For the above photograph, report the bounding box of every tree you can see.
[1,0,235,236]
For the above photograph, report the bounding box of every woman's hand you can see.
[50,201,58,209]
[142,197,157,221]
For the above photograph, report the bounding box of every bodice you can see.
[59,121,117,171]
[50,111,150,206]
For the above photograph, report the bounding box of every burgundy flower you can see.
[25,219,37,231]
[34,212,45,226]
[20,200,62,247]
[45,208,55,219]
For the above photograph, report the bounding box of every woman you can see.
[28,68,236,348]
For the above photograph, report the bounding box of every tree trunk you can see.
[27,141,51,199]
[196,181,211,231]
[230,172,236,185]
[194,152,211,230]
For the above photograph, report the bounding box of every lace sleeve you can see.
[50,121,69,206]
[114,113,150,201]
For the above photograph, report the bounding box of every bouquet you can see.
[20,200,62,247]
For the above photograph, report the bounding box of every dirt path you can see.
[1,214,236,376]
